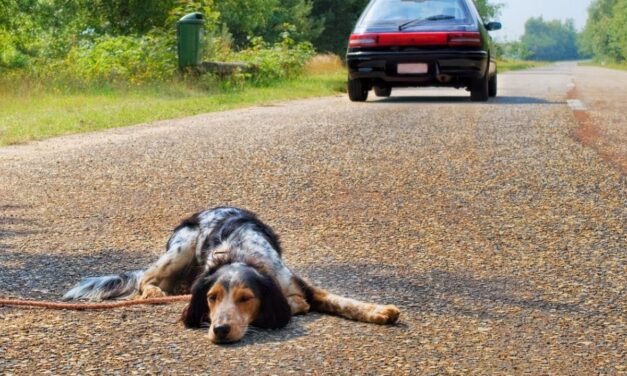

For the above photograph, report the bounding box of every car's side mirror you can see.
[485,22,502,31]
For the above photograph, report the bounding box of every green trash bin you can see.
[177,12,204,70]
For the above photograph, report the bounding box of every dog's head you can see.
[181,261,291,343]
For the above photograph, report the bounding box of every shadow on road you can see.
[371,95,564,105]
[0,204,36,252]
[494,96,565,105]
[2,241,593,321]
[298,264,591,320]
[0,247,152,299]
[229,314,319,347]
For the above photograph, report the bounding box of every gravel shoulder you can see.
[570,64,627,172]
[0,63,625,375]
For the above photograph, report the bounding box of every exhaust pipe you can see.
[437,74,452,83]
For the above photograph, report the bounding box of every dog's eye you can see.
[208,294,217,303]
[238,296,253,303]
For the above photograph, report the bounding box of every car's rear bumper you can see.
[346,50,489,86]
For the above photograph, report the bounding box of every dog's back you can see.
[200,207,282,257]
[63,207,282,301]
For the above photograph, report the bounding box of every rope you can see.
[0,295,191,311]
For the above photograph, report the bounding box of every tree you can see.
[261,0,323,44]
[580,0,627,61]
[309,0,369,55]
[215,0,320,47]
[473,0,503,21]
[214,0,277,46]
[520,17,579,61]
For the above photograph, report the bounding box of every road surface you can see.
[0,62,624,375]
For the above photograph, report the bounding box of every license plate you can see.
[398,63,428,74]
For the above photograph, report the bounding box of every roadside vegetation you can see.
[497,59,547,72]
[1,0,545,146]
[0,0,354,145]
[0,56,345,146]
[498,0,626,68]
[497,18,580,61]
[579,60,627,71]
[579,0,627,68]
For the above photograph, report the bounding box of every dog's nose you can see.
[213,324,231,338]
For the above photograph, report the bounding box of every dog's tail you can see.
[62,270,145,301]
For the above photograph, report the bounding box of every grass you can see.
[497,59,548,72]
[0,66,345,146]
[578,60,627,71]
[0,54,542,146]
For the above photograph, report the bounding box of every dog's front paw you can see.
[140,285,166,299]
[370,304,401,325]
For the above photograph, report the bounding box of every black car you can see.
[346,0,502,102]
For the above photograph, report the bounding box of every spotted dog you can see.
[64,207,400,343]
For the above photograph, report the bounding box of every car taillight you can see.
[349,32,482,48]
[447,32,482,47]
[349,34,379,47]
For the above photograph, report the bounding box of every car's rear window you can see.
[356,0,476,32]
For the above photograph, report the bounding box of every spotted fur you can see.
[64,207,400,343]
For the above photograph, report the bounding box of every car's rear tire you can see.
[374,86,392,97]
[348,78,369,102]
[488,72,497,98]
[470,73,489,102]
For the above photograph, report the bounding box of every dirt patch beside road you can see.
[570,66,627,173]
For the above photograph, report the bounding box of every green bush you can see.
[50,32,177,85]
[519,17,579,61]
[234,31,315,85]
[0,0,318,89]
[0,32,29,69]
[581,0,627,62]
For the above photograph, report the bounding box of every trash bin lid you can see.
[178,12,204,24]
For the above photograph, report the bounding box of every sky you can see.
[489,0,595,41]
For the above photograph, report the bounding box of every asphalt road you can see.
[0,62,625,375]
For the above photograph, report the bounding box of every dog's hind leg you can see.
[296,277,400,325]
[138,225,199,299]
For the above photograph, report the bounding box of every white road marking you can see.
[567,99,587,111]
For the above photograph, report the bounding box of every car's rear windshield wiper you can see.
[398,15,456,31]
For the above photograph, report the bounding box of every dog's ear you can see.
[181,274,216,328]
[252,274,291,329]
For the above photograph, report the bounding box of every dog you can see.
[64,207,400,343]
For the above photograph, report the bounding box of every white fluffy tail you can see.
[62,270,145,301]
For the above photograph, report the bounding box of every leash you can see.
[0,295,191,311]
